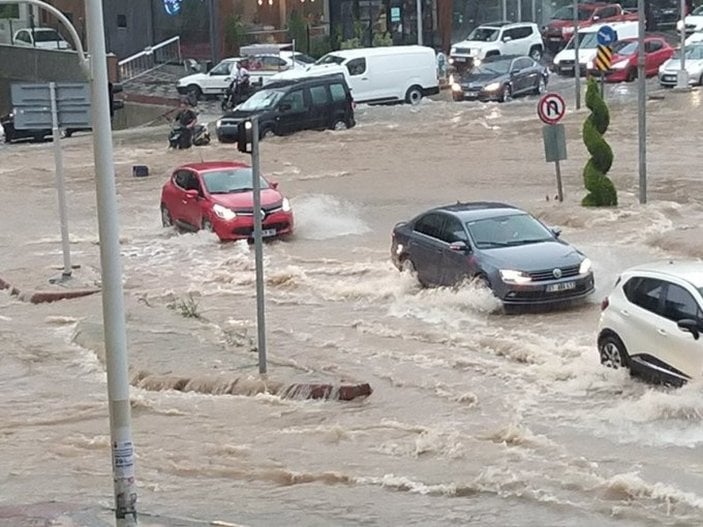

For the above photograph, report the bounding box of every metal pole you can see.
[555,159,564,202]
[677,0,688,88]
[531,0,536,24]
[501,0,507,20]
[637,0,647,203]
[416,0,423,45]
[573,0,581,109]
[85,0,138,524]
[49,82,72,280]
[600,72,604,98]
[251,118,268,375]
[517,0,522,21]
[208,0,219,64]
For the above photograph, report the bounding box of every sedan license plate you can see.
[261,228,277,237]
[549,37,562,41]
[546,281,576,293]
[454,57,467,62]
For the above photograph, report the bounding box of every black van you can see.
[215,73,355,143]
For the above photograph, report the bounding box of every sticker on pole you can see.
[537,93,566,125]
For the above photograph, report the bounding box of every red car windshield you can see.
[202,168,270,194]
[551,6,592,21]
[612,41,638,55]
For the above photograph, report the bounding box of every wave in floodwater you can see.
[291,194,371,240]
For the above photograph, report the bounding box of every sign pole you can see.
[48,81,72,280]
[250,118,268,375]
[85,0,138,523]
[538,93,568,202]
[573,0,581,110]
[637,0,647,203]
[677,0,689,88]
[555,158,564,202]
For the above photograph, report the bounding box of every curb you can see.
[282,383,373,401]
[0,276,100,304]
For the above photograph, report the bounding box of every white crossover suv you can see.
[597,261,703,386]
[449,22,544,69]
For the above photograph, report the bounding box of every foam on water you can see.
[291,194,371,240]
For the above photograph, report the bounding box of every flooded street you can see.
[2,82,703,526]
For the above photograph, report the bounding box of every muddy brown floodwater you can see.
[2,87,703,526]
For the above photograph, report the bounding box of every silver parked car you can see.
[390,202,595,306]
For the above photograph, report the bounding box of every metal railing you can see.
[117,35,181,83]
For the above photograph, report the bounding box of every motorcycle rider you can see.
[173,98,197,148]
[224,61,251,109]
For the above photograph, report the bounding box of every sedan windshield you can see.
[466,27,500,42]
[294,53,316,64]
[551,6,591,21]
[34,29,62,42]
[566,32,599,49]
[673,45,703,60]
[315,53,345,65]
[612,41,638,55]
[236,89,284,111]
[202,168,269,194]
[474,59,511,75]
[466,214,554,248]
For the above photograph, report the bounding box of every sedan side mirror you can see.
[551,226,562,238]
[449,240,470,252]
[677,319,701,340]
[279,103,292,112]
[270,181,279,190]
[185,189,199,200]
[502,36,512,42]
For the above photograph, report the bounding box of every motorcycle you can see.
[221,78,257,112]
[168,122,210,149]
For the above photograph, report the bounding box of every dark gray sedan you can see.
[390,202,595,306]
[451,55,549,103]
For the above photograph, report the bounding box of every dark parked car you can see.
[451,55,549,103]
[391,202,595,306]
[215,73,355,143]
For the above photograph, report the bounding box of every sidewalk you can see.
[0,502,247,526]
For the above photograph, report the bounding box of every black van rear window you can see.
[330,83,347,102]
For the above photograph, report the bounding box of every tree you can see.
[581,78,617,207]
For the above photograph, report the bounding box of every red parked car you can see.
[588,36,674,82]
[160,161,294,241]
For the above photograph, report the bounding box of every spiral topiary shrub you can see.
[582,78,617,207]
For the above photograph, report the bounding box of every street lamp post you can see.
[573,0,581,109]
[677,0,689,88]
[0,0,138,524]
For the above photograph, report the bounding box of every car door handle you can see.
[361,77,368,81]
[620,309,630,317]
[657,328,667,336]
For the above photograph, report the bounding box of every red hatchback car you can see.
[589,36,674,82]
[160,161,294,241]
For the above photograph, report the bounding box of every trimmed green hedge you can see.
[582,78,617,207]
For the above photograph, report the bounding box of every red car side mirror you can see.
[185,189,199,199]
[270,181,279,190]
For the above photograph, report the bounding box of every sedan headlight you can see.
[611,60,629,70]
[587,60,594,69]
[216,119,222,128]
[451,82,463,92]
[281,197,291,212]
[579,258,592,274]
[499,269,532,284]
[212,203,236,220]
[484,82,501,91]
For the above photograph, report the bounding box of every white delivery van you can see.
[269,45,439,105]
[553,21,639,76]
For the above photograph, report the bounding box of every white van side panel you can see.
[348,48,438,103]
